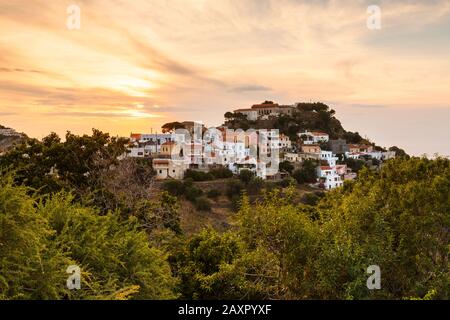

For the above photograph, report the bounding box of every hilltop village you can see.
[127,101,399,190]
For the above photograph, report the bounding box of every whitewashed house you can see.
[320,151,338,166]
[153,159,188,180]
[317,166,344,190]
[298,131,329,145]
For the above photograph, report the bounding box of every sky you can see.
[0,0,449,156]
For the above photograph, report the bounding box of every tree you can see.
[0,129,128,196]
[311,157,450,299]
[292,159,317,184]
[389,146,409,158]
[170,229,242,299]
[341,157,367,173]
[0,178,178,299]
[279,160,294,174]
[238,169,254,185]
[0,177,69,299]
[161,122,185,133]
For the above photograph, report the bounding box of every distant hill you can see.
[0,125,27,154]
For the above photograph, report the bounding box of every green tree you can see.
[279,160,294,174]
[170,229,242,299]
[292,159,317,184]
[238,169,254,185]
[0,177,178,300]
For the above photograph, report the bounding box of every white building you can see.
[233,101,295,121]
[320,150,338,166]
[367,151,383,160]
[0,128,20,136]
[317,166,344,190]
[153,159,188,180]
[130,133,174,144]
[279,134,292,150]
[298,131,329,145]
[284,152,302,163]
[129,147,145,158]
[382,151,396,160]
[233,109,258,121]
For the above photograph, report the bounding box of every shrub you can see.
[185,186,204,202]
[184,170,213,181]
[163,180,185,196]
[247,177,264,195]
[300,191,325,206]
[279,176,297,188]
[292,159,317,184]
[207,189,221,199]
[238,169,254,185]
[226,180,244,199]
[195,197,212,211]
[279,161,294,174]
[210,167,233,179]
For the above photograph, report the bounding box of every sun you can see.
[106,75,155,97]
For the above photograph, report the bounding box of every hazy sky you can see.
[0,0,449,156]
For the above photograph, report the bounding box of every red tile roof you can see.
[153,159,169,165]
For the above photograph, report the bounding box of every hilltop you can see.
[225,101,373,145]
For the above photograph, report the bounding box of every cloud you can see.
[229,85,272,93]
[0,67,46,74]
[0,0,449,154]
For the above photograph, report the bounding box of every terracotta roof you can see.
[162,141,176,146]
[234,108,255,112]
[348,144,370,149]
[320,166,333,170]
[302,144,320,147]
[310,131,329,136]
[153,159,169,165]
[130,133,141,139]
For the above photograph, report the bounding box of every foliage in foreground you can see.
[0,179,177,300]
[172,157,450,299]
[1,145,449,300]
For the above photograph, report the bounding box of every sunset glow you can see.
[0,0,449,155]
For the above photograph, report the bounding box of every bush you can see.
[292,159,317,184]
[279,161,294,174]
[163,180,185,196]
[279,176,297,188]
[226,180,244,199]
[184,170,213,181]
[247,177,264,195]
[185,186,204,202]
[207,189,221,199]
[195,197,212,211]
[230,195,241,212]
[210,167,233,179]
[341,158,367,173]
[238,169,254,185]
[300,191,325,206]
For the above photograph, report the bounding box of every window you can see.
[159,170,162,174]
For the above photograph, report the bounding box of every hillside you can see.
[224,102,373,146]
[154,179,319,235]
